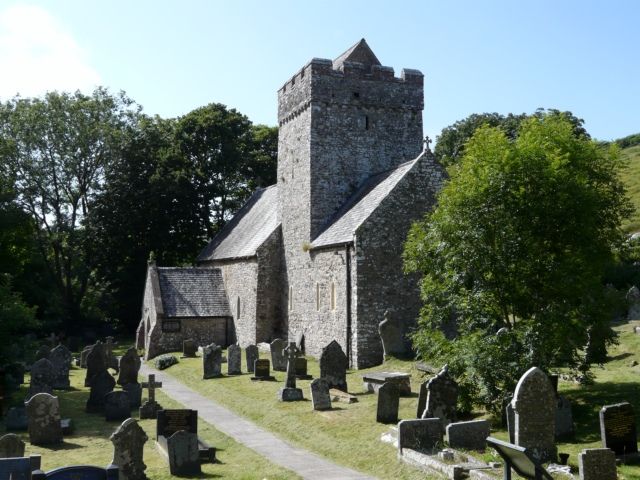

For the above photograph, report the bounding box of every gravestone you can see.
[578,448,617,480]
[166,431,200,476]
[0,433,25,458]
[376,382,399,424]
[398,418,443,453]
[110,417,148,480]
[277,343,303,401]
[378,310,406,357]
[105,336,119,372]
[319,340,348,392]
[599,402,638,455]
[123,382,142,409]
[627,285,640,320]
[80,345,93,368]
[86,370,116,413]
[140,374,163,419]
[309,378,331,411]
[156,409,197,439]
[251,359,275,381]
[5,407,27,431]
[0,456,41,480]
[512,367,557,463]
[28,358,54,399]
[117,347,141,386]
[48,344,72,390]
[446,420,491,450]
[105,391,132,421]
[202,344,222,379]
[421,365,458,427]
[245,345,258,374]
[85,342,107,387]
[227,343,241,375]
[362,371,411,396]
[555,395,574,438]
[270,339,287,372]
[294,357,312,380]
[182,339,197,358]
[416,380,427,418]
[25,393,63,445]
[295,331,305,353]
[35,345,51,361]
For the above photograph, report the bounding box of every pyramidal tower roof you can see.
[332,38,381,71]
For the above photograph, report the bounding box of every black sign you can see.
[600,402,638,455]
[254,359,271,378]
[156,409,197,439]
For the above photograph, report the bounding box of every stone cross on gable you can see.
[284,342,301,389]
[141,374,162,402]
[423,136,433,152]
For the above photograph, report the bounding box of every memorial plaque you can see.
[157,409,197,439]
[600,402,638,455]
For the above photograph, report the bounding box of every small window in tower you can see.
[330,282,336,311]
[237,296,241,319]
[316,283,320,311]
[365,115,370,130]
[353,91,360,99]
[289,286,294,311]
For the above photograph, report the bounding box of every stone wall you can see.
[256,227,285,342]
[146,317,228,359]
[353,153,445,367]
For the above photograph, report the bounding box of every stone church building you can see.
[138,39,445,367]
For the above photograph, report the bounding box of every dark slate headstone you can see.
[35,345,51,361]
[378,310,406,357]
[86,370,116,413]
[578,448,617,480]
[117,347,141,386]
[85,342,107,387]
[600,402,638,455]
[25,393,63,445]
[295,357,312,380]
[446,420,491,450]
[0,433,25,458]
[80,345,93,369]
[28,358,54,399]
[157,409,197,438]
[555,395,574,438]
[270,339,287,372]
[319,340,348,392]
[421,365,457,427]
[0,456,36,480]
[376,382,399,424]
[398,418,443,453]
[202,344,222,379]
[5,407,27,431]
[251,359,275,381]
[110,418,148,480]
[512,367,557,463]
[182,339,197,358]
[227,343,241,375]
[105,391,132,421]
[166,430,200,476]
[245,344,259,374]
[123,382,142,409]
[48,344,71,390]
[416,380,427,418]
[310,378,331,411]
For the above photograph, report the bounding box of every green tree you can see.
[404,114,631,411]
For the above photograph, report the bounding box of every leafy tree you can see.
[404,114,632,411]
[0,274,39,363]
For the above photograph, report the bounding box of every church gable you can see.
[157,267,231,317]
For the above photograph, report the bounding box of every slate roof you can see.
[333,38,381,71]
[157,267,231,317]
[311,158,418,249]
[197,185,279,261]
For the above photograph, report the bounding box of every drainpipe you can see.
[345,243,352,368]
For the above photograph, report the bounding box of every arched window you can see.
[316,283,320,311]
[330,281,336,311]
[236,296,241,319]
[289,286,294,311]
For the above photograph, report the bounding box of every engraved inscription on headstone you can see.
[600,402,638,455]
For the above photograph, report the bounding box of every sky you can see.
[0,0,638,141]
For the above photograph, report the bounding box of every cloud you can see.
[0,4,101,98]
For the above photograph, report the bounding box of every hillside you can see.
[620,143,640,232]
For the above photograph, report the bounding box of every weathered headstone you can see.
[416,380,427,418]
[319,340,348,392]
[309,378,331,411]
[118,347,141,386]
[85,341,107,387]
[578,448,617,480]
[245,344,258,373]
[362,371,411,396]
[0,433,25,458]
[202,344,222,379]
[80,345,93,368]
[123,382,143,409]
[105,336,119,372]
[110,418,148,480]
[28,358,54,399]
[227,343,241,375]
[48,344,72,390]
[398,418,443,452]
[294,357,312,380]
[270,339,287,372]
[627,285,640,320]
[376,382,399,424]
[156,409,197,439]
[295,331,305,353]
[512,367,557,463]
[35,344,51,361]
[25,393,63,445]
[86,369,116,413]
[555,395,574,438]
[251,359,275,381]
[5,407,27,431]
[105,391,132,421]
[378,310,406,357]
[182,339,197,358]
[140,374,163,419]
[421,365,458,427]
[446,420,491,450]
[599,402,638,455]
[277,342,303,401]
[166,430,200,476]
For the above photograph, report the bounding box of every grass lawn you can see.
[620,144,640,233]
[1,362,299,479]
[155,321,640,480]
